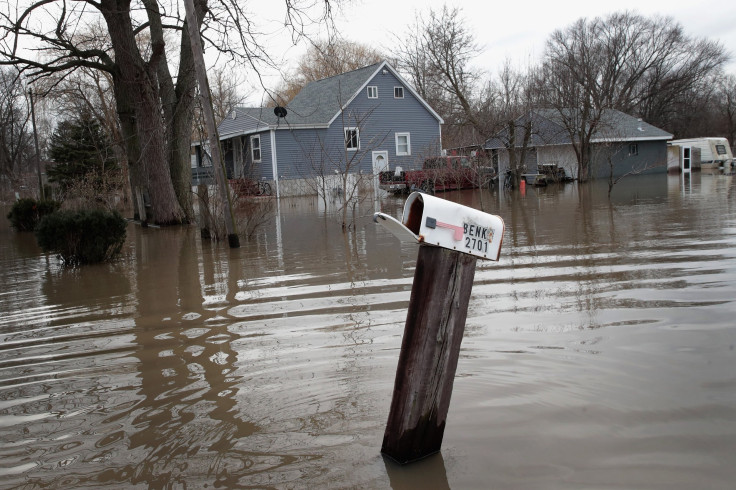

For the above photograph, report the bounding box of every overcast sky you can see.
[247,0,736,99]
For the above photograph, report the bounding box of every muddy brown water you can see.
[1,174,735,489]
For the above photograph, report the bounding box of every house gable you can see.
[324,62,444,127]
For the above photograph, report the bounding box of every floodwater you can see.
[1,174,735,489]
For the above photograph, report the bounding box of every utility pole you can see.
[182,0,240,248]
[28,89,45,200]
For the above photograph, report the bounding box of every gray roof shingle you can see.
[216,61,385,138]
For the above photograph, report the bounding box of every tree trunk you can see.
[102,0,185,225]
[147,0,206,223]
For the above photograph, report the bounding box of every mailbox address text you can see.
[463,223,494,253]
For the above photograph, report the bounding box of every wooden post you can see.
[134,187,148,226]
[381,244,477,464]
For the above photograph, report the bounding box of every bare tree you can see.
[272,38,383,106]
[33,26,131,206]
[1,0,338,225]
[296,102,387,230]
[395,6,486,147]
[487,61,540,187]
[717,74,736,149]
[540,18,608,181]
[539,12,729,181]
[0,67,32,185]
[208,66,252,124]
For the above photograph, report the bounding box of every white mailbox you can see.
[373,192,505,261]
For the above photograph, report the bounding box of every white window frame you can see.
[395,132,411,156]
[251,135,261,163]
[345,127,360,151]
[367,86,378,99]
[394,86,404,99]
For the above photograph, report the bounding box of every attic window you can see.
[367,86,378,99]
[394,86,404,99]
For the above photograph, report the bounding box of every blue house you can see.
[483,109,673,180]
[194,60,444,196]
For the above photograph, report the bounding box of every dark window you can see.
[629,143,638,156]
[394,86,404,99]
[345,128,359,150]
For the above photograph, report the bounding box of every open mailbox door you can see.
[373,192,505,261]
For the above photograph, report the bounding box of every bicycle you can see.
[256,180,272,196]
[231,178,272,197]
[503,170,514,190]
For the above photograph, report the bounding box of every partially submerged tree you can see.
[1,0,338,225]
[485,62,540,187]
[539,11,728,181]
[298,103,388,230]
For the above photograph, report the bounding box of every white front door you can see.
[372,151,389,205]
[372,151,389,174]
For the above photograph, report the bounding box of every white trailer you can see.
[669,137,734,170]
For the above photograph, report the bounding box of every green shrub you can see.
[6,198,61,231]
[35,209,127,265]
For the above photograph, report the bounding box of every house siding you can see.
[273,128,330,180]
[590,140,668,178]
[251,131,273,180]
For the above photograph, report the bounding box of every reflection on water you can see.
[1,174,735,488]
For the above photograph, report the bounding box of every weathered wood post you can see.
[374,192,504,464]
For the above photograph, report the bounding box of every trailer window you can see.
[716,144,727,155]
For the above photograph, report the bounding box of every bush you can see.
[6,198,61,231]
[35,209,127,265]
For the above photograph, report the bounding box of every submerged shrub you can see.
[6,198,61,231]
[35,209,127,265]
